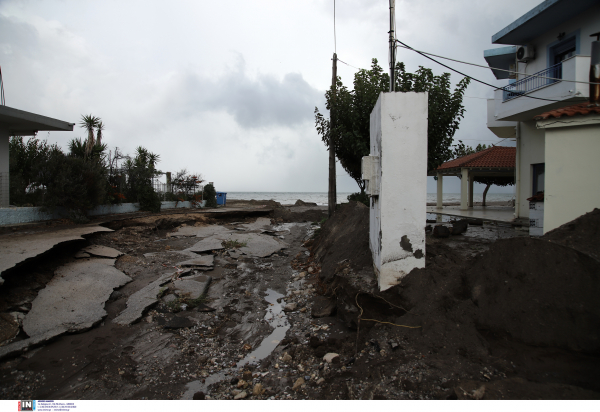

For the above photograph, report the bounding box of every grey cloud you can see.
[170,59,325,130]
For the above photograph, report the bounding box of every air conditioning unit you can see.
[517,45,535,62]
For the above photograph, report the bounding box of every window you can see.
[548,31,579,67]
[532,163,545,196]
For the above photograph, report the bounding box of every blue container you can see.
[216,192,227,206]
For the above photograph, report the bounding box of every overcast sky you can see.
[0,0,541,194]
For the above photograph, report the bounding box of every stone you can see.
[74,251,90,259]
[316,377,325,385]
[234,391,247,400]
[237,379,247,388]
[432,225,451,238]
[24,259,131,338]
[163,294,177,303]
[81,245,124,258]
[451,220,468,235]
[323,353,340,364]
[292,377,305,391]
[311,296,336,318]
[281,353,292,363]
[308,267,314,273]
[242,370,253,381]
[252,383,264,396]
[283,303,297,312]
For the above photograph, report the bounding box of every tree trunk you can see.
[482,184,491,206]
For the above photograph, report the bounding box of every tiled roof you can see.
[535,102,600,120]
[436,146,515,170]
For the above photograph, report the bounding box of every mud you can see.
[1,203,598,400]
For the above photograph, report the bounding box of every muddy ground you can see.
[0,202,598,400]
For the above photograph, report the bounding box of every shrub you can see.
[203,183,217,208]
[347,191,369,206]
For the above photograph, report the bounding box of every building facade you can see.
[484,0,600,233]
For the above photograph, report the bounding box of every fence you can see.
[503,62,562,101]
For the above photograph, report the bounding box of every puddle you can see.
[181,288,289,399]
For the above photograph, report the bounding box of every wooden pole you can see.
[329,53,337,217]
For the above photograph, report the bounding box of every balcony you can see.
[503,62,562,102]
[489,55,590,122]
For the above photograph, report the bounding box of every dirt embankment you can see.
[310,204,600,399]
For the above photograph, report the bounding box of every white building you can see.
[485,0,600,233]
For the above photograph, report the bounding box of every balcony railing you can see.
[502,62,562,102]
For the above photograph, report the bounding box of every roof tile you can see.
[436,146,515,170]
[535,102,600,120]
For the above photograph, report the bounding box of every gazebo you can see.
[0,105,74,207]
[429,146,516,211]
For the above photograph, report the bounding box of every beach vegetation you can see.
[203,183,217,208]
[221,239,247,249]
[347,191,369,206]
[315,59,470,194]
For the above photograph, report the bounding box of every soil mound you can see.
[294,200,318,206]
[542,208,600,262]
[310,201,371,282]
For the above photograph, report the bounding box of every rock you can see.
[316,377,325,385]
[308,267,314,273]
[242,370,253,381]
[281,353,293,363]
[295,200,317,206]
[300,307,307,313]
[192,391,205,400]
[252,383,264,396]
[292,377,305,391]
[163,294,177,303]
[234,391,247,400]
[323,353,340,364]
[311,296,336,318]
[74,251,90,259]
[283,303,297,312]
[451,220,468,235]
[237,379,247,388]
[298,272,306,278]
[432,225,451,238]
[230,377,239,385]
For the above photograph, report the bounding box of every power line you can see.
[395,43,600,86]
[337,58,361,70]
[396,39,565,102]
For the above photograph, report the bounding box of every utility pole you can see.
[328,53,337,217]
[389,0,396,92]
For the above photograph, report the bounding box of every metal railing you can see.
[503,62,562,101]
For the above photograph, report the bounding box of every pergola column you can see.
[460,168,469,210]
[468,171,474,208]
[436,172,443,209]
[0,128,10,208]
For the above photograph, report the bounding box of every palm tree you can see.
[96,121,105,146]
[79,114,100,159]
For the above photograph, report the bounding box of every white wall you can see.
[539,117,600,233]
[517,120,545,218]
[369,92,428,291]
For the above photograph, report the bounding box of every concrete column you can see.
[468,171,474,208]
[0,128,10,208]
[460,168,468,210]
[367,91,428,291]
[436,173,443,209]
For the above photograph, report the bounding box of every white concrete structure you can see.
[363,92,427,291]
[484,0,600,231]
[0,105,74,207]
[536,112,600,232]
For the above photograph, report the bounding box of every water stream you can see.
[181,288,289,399]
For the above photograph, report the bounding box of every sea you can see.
[226,192,515,206]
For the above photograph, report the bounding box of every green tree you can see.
[123,146,162,212]
[315,59,470,194]
[451,141,514,206]
[79,114,100,159]
[203,183,217,208]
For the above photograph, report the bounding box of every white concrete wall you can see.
[0,201,195,226]
[517,120,545,219]
[369,92,427,291]
[538,116,600,233]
